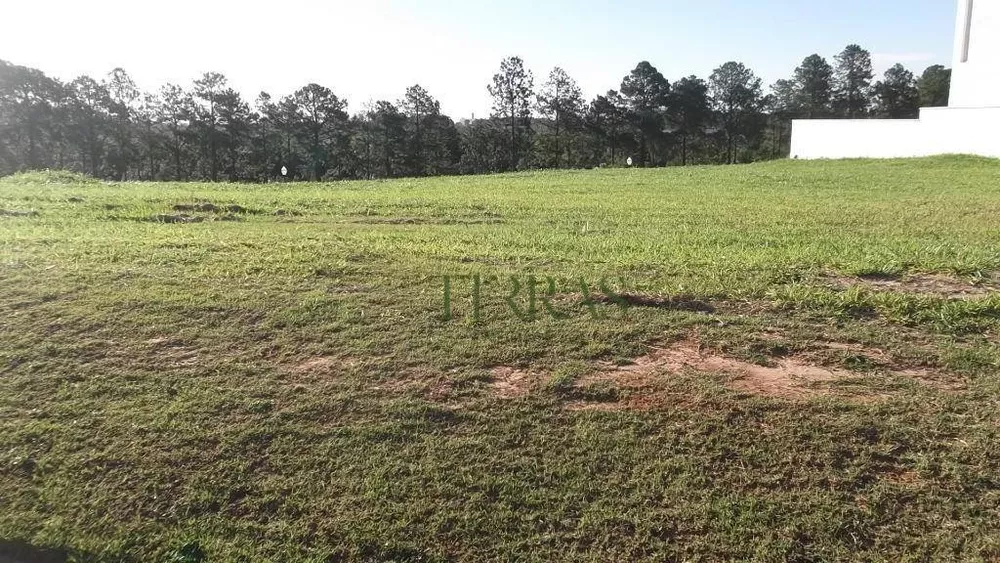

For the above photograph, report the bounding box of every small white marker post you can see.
[280,166,288,181]
[626,157,633,167]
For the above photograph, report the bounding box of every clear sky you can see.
[0,0,957,119]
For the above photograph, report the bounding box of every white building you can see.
[790,0,1000,159]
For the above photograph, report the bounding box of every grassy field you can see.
[2,157,1000,562]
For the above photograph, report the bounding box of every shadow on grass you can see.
[0,540,75,563]
[600,293,716,313]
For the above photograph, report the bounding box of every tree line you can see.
[0,45,951,181]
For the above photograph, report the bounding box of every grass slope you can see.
[1,157,1000,561]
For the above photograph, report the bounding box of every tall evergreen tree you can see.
[136,91,163,180]
[767,79,800,158]
[287,83,349,180]
[192,72,227,181]
[399,84,441,176]
[873,64,920,119]
[369,100,406,178]
[620,61,670,166]
[422,113,462,176]
[458,118,506,174]
[794,54,834,118]
[155,83,195,180]
[66,75,111,177]
[709,61,764,164]
[917,65,951,108]
[586,90,628,166]
[250,92,278,180]
[106,68,139,179]
[214,87,251,180]
[833,44,874,117]
[536,67,584,168]
[667,76,710,165]
[0,61,62,172]
[488,56,534,171]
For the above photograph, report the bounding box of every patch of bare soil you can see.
[563,333,961,410]
[324,284,367,294]
[599,293,716,313]
[369,367,460,404]
[0,209,39,217]
[881,468,926,487]
[891,367,966,392]
[824,272,998,299]
[173,202,218,213]
[546,292,716,314]
[146,337,199,368]
[564,401,627,412]
[586,338,855,402]
[173,202,254,214]
[488,366,534,399]
[351,216,504,226]
[292,356,343,374]
[148,214,206,224]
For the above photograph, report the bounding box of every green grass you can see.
[2,156,1000,561]
[0,169,103,186]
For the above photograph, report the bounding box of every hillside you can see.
[2,157,1000,561]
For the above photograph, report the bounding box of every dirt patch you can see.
[586,338,855,401]
[149,214,206,224]
[725,360,849,398]
[351,216,503,226]
[825,273,998,299]
[565,333,961,409]
[369,367,460,404]
[546,292,716,315]
[0,209,39,217]
[424,379,455,402]
[479,334,952,410]
[325,284,367,294]
[881,468,926,487]
[892,367,966,391]
[598,293,716,313]
[172,203,255,214]
[784,340,891,371]
[564,401,627,412]
[148,212,248,223]
[292,357,344,374]
[146,337,199,368]
[488,366,534,399]
[173,203,215,213]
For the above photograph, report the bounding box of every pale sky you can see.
[0,0,956,119]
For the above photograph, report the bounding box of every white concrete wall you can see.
[919,107,1000,157]
[950,0,1000,108]
[790,0,1000,160]
[790,119,924,159]
[790,107,1000,159]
